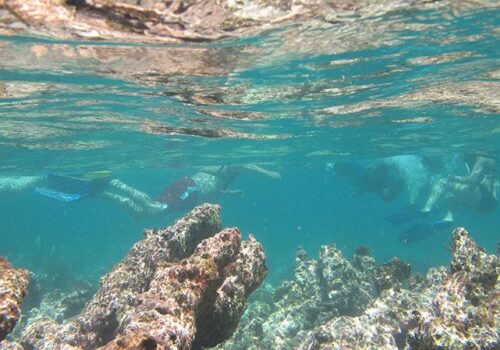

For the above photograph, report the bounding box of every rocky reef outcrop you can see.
[216,242,410,350]
[4,203,266,350]
[217,227,498,350]
[0,257,29,342]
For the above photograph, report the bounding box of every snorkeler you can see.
[393,151,499,244]
[420,151,498,217]
[94,164,280,215]
[327,158,406,202]
[0,164,280,216]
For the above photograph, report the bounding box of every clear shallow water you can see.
[0,5,499,291]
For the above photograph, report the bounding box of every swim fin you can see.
[35,186,84,202]
[399,220,453,245]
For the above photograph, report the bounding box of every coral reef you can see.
[216,244,388,350]
[217,227,499,350]
[17,203,267,350]
[0,339,24,350]
[17,282,94,332]
[375,257,411,292]
[0,257,29,341]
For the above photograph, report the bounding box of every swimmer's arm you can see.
[197,166,226,176]
[449,172,482,184]
[199,164,281,180]
[221,189,244,197]
[465,156,497,182]
[240,164,281,180]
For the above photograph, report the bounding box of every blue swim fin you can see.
[35,187,84,202]
[399,220,453,245]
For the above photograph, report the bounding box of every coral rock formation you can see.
[299,227,499,349]
[0,257,29,341]
[375,257,411,292]
[20,204,267,350]
[218,227,498,350]
[217,244,384,350]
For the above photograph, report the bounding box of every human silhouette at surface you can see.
[329,155,432,205]
[392,151,499,244]
[103,164,280,215]
[330,161,404,202]
[421,151,498,219]
[0,164,281,216]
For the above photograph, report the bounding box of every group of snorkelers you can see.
[331,151,498,244]
[1,151,497,244]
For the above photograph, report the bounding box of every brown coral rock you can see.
[0,257,29,341]
[102,228,266,349]
[21,204,267,350]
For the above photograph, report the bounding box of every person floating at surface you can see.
[103,164,280,215]
[0,164,280,216]
[421,151,498,218]
[395,151,499,244]
[328,161,404,202]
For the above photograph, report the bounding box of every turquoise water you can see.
[0,5,499,293]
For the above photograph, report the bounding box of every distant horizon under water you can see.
[0,0,499,349]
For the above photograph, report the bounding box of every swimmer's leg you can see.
[0,175,44,193]
[107,179,168,214]
[108,179,153,204]
[422,178,450,213]
[143,201,169,215]
[442,210,453,222]
[102,191,144,214]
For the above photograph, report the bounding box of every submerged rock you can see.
[300,228,499,350]
[218,227,498,350]
[0,257,29,341]
[15,203,267,350]
[19,283,94,331]
[375,257,411,293]
[216,244,384,350]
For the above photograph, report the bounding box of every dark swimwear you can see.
[157,177,199,210]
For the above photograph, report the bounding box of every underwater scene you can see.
[0,0,498,349]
